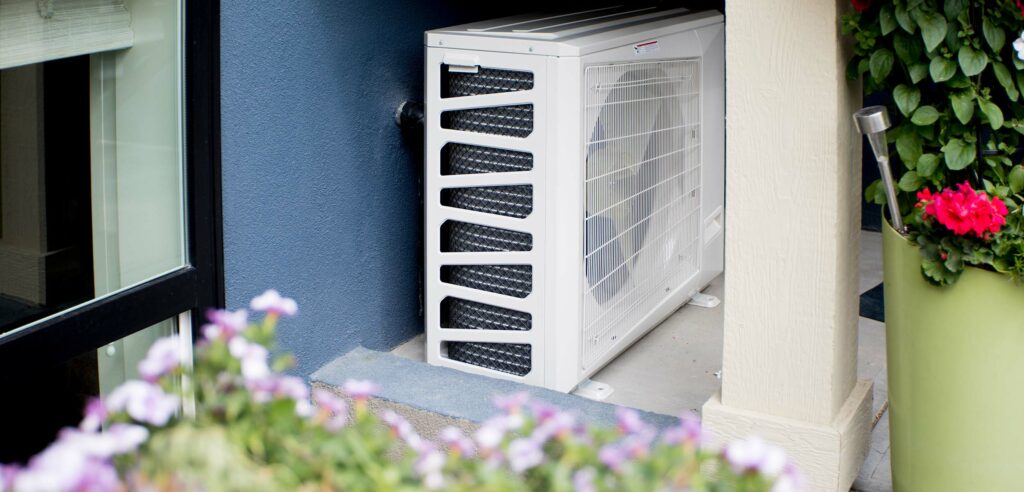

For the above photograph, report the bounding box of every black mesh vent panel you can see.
[442,265,532,298]
[442,297,531,332]
[442,105,533,138]
[443,144,533,175]
[447,342,531,376]
[438,65,536,377]
[442,186,533,218]
[442,221,532,253]
[444,67,534,98]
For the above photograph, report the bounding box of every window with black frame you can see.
[0,0,221,461]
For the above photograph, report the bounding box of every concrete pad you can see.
[587,274,725,416]
[313,346,679,430]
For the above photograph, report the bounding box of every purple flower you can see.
[342,379,378,400]
[507,438,544,473]
[414,446,446,490]
[724,436,789,477]
[250,289,298,317]
[106,380,179,427]
[12,442,119,492]
[532,411,576,443]
[572,467,597,492]
[274,376,309,401]
[529,400,559,423]
[59,424,148,459]
[773,463,806,492]
[228,337,270,381]
[598,444,628,472]
[79,398,107,432]
[312,388,349,430]
[203,308,248,340]
[474,416,508,450]
[615,407,648,435]
[493,392,529,413]
[662,412,702,446]
[0,465,20,492]
[440,426,476,458]
[621,428,656,458]
[138,336,183,383]
[382,410,415,439]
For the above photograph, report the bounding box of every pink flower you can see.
[342,379,378,400]
[106,380,179,427]
[138,336,183,383]
[916,182,1009,238]
[0,465,20,492]
[203,308,248,340]
[250,289,297,317]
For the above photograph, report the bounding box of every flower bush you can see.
[843,0,1024,285]
[0,292,801,491]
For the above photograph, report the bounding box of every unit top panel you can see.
[425,6,722,57]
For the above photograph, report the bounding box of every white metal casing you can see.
[424,7,724,392]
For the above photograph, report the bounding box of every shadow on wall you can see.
[219,0,723,377]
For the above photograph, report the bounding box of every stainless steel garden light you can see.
[853,105,906,234]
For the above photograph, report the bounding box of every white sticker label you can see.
[634,40,659,55]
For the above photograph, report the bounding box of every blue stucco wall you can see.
[219,1,604,375]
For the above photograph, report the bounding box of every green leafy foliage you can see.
[844,0,1024,285]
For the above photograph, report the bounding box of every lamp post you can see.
[853,105,906,234]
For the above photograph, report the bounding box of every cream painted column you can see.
[701,1,873,490]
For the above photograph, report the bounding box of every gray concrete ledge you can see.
[311,346,679,430]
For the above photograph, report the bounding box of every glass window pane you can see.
[0,0,184,338]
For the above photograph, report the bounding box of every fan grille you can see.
[581,59,703,369]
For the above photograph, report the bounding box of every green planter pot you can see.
[883,221,1024,491]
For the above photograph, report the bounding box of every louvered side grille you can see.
[438,66,536,377]
[442,105,534,138]
[443,144,532,175]
[444,67,534,97]
[442,221,532,253]
[442,186,533,218]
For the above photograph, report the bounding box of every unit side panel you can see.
[545,55,585,392]
[425,47,549,387]
[696,23,725,286]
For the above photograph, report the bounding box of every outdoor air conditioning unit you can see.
[423,6,725,392]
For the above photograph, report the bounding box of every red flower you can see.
[1018,0,1024,18]
[916,182,1009,238]
[852,0,871,13]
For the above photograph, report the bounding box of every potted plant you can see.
[843,1,1024,490]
